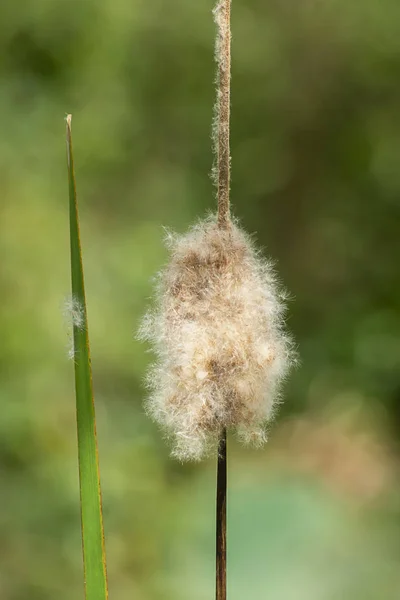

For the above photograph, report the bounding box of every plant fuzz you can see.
[139,216,294,461]
[63,294,84,360]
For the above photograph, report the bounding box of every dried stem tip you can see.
[213,0,232,228]
[139,217,294,461]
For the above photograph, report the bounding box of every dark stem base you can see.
[216,428,227,600]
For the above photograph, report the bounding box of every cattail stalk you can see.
[214,0,232,228]
[216,428,227,600]
[139,2,294,597]
[214,0,232,598]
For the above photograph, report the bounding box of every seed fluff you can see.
[139,216,295,461]
[63,295,84,360]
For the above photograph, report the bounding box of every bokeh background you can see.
[1,0,400,598]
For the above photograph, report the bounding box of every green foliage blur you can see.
[1,0,400,598]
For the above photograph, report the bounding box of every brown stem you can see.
[214,0,232,229]
[214,1,230,594]
[216,428,227,600]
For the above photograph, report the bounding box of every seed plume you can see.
[139,216,294,461]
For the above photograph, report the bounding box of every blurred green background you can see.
[1,0,400,598]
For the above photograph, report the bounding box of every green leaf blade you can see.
[66,114,108,600]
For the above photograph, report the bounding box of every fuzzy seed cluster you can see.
[139,217,294,461]
[63,295,84,360]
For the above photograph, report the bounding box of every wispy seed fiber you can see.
[139,216,295,461]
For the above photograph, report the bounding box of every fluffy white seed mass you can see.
[63,295,84,360]
[139,216,295,461]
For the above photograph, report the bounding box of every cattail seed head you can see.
[139,216,295,461]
